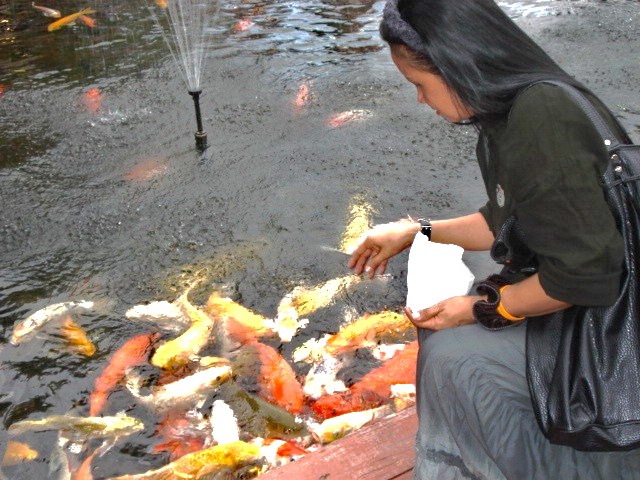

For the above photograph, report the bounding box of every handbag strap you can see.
[534,80,625,150]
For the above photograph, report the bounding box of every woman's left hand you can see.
[405,295,482,330]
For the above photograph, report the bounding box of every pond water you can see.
[1,0,638,478]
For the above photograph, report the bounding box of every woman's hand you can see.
[348,219,420,279]
[405,295,483,330]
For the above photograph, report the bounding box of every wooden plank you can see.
[260,406,417,480]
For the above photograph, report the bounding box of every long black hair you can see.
[380,0,585,124]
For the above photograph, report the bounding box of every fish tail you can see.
[80,8,96,15]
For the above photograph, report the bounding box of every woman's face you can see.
[390,46,474,123]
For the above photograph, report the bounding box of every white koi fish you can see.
[11,300,94,345]
[32,3,61,18]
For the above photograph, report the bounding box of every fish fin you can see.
[79,8,96,15]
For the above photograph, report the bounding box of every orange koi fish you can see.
[326,109,372,128]
[123,157,168,183]
[155,0,168,8]
[60,316,96,357]
[89,332,160,416]
[151,412,208,461]
[81,88,103,114]
[32,3,61,18]
[47,8,96,32]
[78,15,96,28]
[312,341,418,419]
[294,82,311,111]
[1,441,38,466]
[233,341,304,414]
[233,18,254,32]
[71,449,98,480]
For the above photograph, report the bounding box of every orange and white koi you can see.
[47,8,96,32]
[89,332,160,416]
[32,3,61,18]
[150,411,209,461]
[233,18,254,32]
[312,341,418,419]
[11,300,94,345]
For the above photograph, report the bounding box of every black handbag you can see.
[493,81,640,451]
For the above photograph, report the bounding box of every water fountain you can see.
[149,0,221,151]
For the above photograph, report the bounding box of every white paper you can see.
[406,233,475,313]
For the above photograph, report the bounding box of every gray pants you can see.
[414,323,640,480]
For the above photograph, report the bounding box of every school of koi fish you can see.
[3,198,418,479]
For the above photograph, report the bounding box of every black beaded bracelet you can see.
[473,274,524,330]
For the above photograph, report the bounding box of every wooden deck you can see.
[260,406,418,480]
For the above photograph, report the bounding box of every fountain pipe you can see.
[188,90,207,151]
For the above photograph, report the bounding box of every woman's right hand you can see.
[348,219,420,279]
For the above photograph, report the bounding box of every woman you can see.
[348,0,639,478]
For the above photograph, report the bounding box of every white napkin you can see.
[406,233,475,313]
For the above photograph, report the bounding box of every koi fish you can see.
[78,15,96,28]
[339,195,376,254]
[125,301,189,333]
[301,353,347,399]
[150,287,216,370]
[294,82,311,111]
[107,441,263,480]
[72,449,98,480]
[233,18,254,32]
[11,300,94,345]
[312,341,418,419]
[1,441,38,466]
[125,364,232,413]
[8,414,144,441]
[81,88,102,114]
[250,438,308,468]
[150,411,209,461]
[219,381,307,440]
[205,292,275,344]
[210,400,240,445]
[326,109,372,128]
[60,317,96,357]
[308,405,393,444]
[233,341,304,414]
[89,332,160,416]
[47,8,96,32]
[155,0,167,8]
[123,158,168,183]
[274,275,361,342]
[293,310,413,363]
[32,3,61,18]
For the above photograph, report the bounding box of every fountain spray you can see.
[149,0,220,151]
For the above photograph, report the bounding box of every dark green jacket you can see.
[478,83,625,306]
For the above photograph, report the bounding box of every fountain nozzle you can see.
[188,90,207,151]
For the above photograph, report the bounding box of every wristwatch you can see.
[417,218,432,240]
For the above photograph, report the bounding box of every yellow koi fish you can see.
[151,287,216,370]
[60,316,96,357]
[205,292,275,343]
[308,405,393,444]
[107,441,263,480]
[8,413,144,442]
[47,8,96,32]
[274,275,361,342]
[339,195,376,254]
[1,441,38,467]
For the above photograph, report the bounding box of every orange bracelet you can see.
[497,286,525,321]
